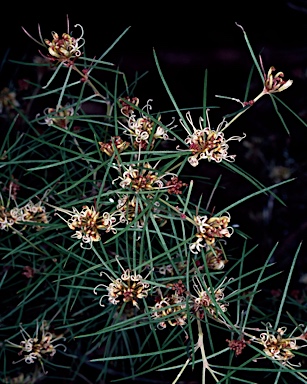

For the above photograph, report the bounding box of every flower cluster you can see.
[116,194,144,227]
[263,65,293,94]
[252,323,307,364]
[94,258,151,309]
[189,212,233,254]
[40,104,75,129]
[151,284,188,329]
[116,162,177,193]
[43,25,84,66]
[177,111,246,167]
[118,98,176,150]
[55,205,120,248]
[191,276,229,321]
[5,321,66,374]
[0,196,49,232]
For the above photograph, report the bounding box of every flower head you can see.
[94,256,152,309]
[22,17,85,66]
[0,193,49,232]
[39,104,75,129]
[252,323,307,364]
[166,176,187,195]
[189,212,233,254]
[115,161,178,195]
[177,111,246,167]
[118,99,176,150]
[151,285,188,329]
[263,66,293,94]
[5,320,66,374]
[55,205,120,249]
[191,275,230,321]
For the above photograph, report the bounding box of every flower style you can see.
[177,110,246,167]
[5,320,66,374]
[189,212,233,254]
[251,323,307,364]
[151,286,188,329]
[55,205,120,249]
[191,275,230,321]
[118,98,176,150]
[99,136,130,157]
[93,257,152,309]
[22,17,85,66]
[39,104,75,129]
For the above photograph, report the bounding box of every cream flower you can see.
[177,110,246,167]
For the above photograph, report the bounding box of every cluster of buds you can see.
[151,285,188,329]
[189,212,233,254]
[165,176,187,195]
[0,197,49,232]
[99,136,130,158]
[251,323,307,364]
[40,104,75,129]
[118,98,175,150]
[226,337,251,356]
[177,111,246,167]
[191,276,229,321]
[93,257,152,309]
[55,205,120,249]
[5,320,66,374]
